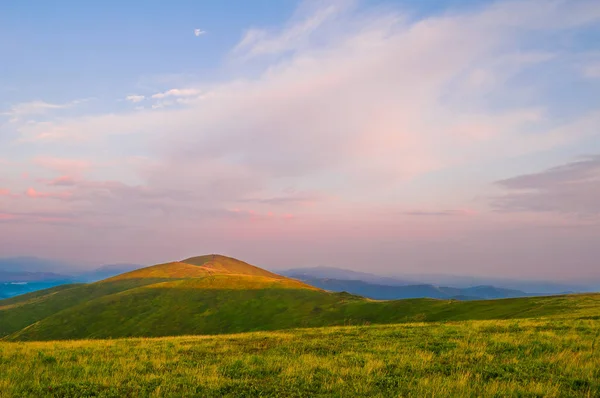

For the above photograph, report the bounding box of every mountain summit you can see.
[105,254,312,290]
[181,255,283,278]
[107,254,284,281]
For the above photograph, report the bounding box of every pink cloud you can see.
[401,208,479,216]
[26,187,72,200]
[34,157,90,176]
[0,213,17,220]
[48,175,77,186]
[0,189,20,198]
[225,208,297,222]
[0,211,75,224]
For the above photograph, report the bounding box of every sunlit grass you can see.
[1,318,598,397]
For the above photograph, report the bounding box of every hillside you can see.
[1,254,599,342]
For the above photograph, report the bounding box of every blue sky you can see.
[1,0,600,280]
[0,0,495,104]
[1,1,291,102]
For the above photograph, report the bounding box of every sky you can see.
[1,0,600,280]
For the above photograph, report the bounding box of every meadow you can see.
[1,316,599,397]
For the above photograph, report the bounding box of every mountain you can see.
[283,266,595,294]
[379,273,595,294]
[283,266,416,285]
[290,276,530,300]
[1,254,596,342]
[461,285,528,299]
[0,258,145,297]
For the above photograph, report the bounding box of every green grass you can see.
[4,275,600,341]
[1,317,599,397]
[0,278,174,338]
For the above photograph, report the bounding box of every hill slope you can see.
[1,254,599,342]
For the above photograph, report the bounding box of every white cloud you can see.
[493,156,600,215]
[194,29,206,37]
[9,101,66,115]
[125,95,145,103]
[151,88,200,99]
[232,2,342,59]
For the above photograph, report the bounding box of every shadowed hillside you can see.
[1,254,599,342]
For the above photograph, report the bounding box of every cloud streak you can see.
[493,156,600,216]
[233,2,341,59]
[26,188,72,200]
[151,88,200,99]
[2,99,89,122]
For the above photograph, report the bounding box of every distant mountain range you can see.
[77,264,144,282]
[0,260,78,298]
[282,266,595,296]
[282,266,416,286]
[0,257,76,274]
[0,258,143,299]
[286,275,532,300]
[0,271,72,283]
[383,273,594,295]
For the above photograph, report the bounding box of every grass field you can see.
[1,317,599,397]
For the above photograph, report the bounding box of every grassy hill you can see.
[1,254,599,342]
